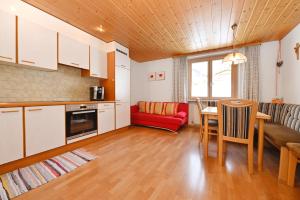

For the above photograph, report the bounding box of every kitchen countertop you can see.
[0,101,116,108]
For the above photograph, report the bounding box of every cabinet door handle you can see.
[71,62,79,66]
[98,110,105,113]
[0,56,12,60]
[1,110,19,113]
[91,73,99,77]
[28,108,42,112]
[116,104,122,106]
[22,60,35,64]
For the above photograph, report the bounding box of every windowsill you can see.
[188,97,233,102]
[188,99,220,103]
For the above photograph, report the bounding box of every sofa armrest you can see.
[131,105,139,113]
[178,103,189,123]
[175,111,187,119]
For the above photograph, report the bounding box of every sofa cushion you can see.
[132,112,185,125]
[162,102,179,116]
[138,101,147,113]
[287,143,300,158]
[153,102,164,115]
[264,123,300,148]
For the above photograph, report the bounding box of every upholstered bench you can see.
[258,103,300,181]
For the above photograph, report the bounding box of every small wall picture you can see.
[148,72,156,81]
[156,71,165,80]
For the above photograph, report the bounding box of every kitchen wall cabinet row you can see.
[0,103,116,165]
[0,10,107,78]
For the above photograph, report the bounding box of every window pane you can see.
[212,59,231,97]
[191,61,208,97]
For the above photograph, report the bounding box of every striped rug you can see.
[0,149,96,200]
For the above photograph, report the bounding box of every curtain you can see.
[238,45,260,101]
[173,56,188,102]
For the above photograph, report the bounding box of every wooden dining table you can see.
[201,107,271,171]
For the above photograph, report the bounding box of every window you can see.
[191,61,208,97]
[189,56,237,99]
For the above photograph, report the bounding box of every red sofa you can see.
[131,103,189,132]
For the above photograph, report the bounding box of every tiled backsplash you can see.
[0,63,99,102]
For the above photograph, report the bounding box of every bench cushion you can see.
[281,104,300,132]
[264,124,300,148]
[287,143,300,158]
[259,103,283,123]
[208,119,218,127]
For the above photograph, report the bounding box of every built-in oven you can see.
[66,104,97,142]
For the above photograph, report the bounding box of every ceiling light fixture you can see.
[223,24,247,64]
[96,25,105,33]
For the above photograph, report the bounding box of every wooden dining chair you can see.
[217,99,258,174]
[286,143,300,187]
[195,98,218,142]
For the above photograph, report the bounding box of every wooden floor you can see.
[16,126,300,200]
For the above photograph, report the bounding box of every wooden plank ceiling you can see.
[23,0,300,62]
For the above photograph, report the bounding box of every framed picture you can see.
[156,71,165,80]
[148,72,156,81]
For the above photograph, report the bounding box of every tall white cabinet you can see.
[0,10,16,63]
[25,106,65,156]
[0,107,23,165]
[115,49,131,129]
[18,17,57,70]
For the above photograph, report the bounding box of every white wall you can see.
[281,24,300,104]
[131,58,173,105]
[259,41,279,102]
[130,42,282,124]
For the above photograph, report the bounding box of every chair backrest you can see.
[195,98,203,128]
[217,100,257,141]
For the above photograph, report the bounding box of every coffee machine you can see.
[90,86,104,101]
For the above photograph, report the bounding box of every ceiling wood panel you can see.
[22,0,300,61]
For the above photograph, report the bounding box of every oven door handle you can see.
[72,110,96,115]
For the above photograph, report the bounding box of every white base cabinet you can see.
[116,102,130,129]
[98,103,115,134]
[25,105,65,156]
[0,107,23,165]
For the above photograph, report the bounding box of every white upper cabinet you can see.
[58,34,89,69]
[0,10,16,63]
[18,17,57,70]
[0,107,23,165]
[90,46,107,78]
